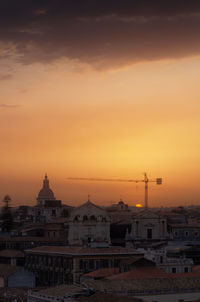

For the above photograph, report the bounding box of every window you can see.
[136,221,139,237]
[185,231,189,237]
[147,228,152,239]
[83,215,88,222]
[174,231,178,237]
[172,267,176,273]
[79,260,83,270]
[64,259,69,269]
[101,259,108,268]
[89,260,94,269]
[74,215,80,222]
[114,259,120,266]
[95,260,100,269]
[184,267,189,273]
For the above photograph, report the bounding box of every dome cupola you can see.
[37,174,55,206]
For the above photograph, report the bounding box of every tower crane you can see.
[67,173,162,208]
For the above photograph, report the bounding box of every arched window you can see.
[83,215,88,222]
[90,215,96,221]
[73,215,80,222]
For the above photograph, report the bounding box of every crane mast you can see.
[144,173,149,209]
[67,173,162,209]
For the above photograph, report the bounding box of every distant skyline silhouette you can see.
[1,1,200,206]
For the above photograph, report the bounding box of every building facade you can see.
[127,210,169,246]
[32,175,68,222]
[68,200,110,246]
[25,246,142,285]
[169,224,200,242]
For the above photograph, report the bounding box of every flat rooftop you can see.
[25,246,142,256]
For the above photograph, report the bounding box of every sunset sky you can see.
[1,0,200,207]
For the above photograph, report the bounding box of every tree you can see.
[1,195,13,232]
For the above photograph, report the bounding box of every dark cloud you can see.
[1,0,200,68]
[0,74,12,81]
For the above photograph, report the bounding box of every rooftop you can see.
[107,267,167,280]
[84,275,200,294]
[84,267,119,278]
[77,293,144,302]
[32,286,143,302]
[44,223,63,230]
[38,283,85,297]
[0,235,65,242]
[0,249,24,258]
[169,224,200,228]
[25,246,142,256]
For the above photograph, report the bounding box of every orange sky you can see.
[1,55,200,207]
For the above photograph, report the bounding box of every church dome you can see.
[38,187,55,199]
[37,174,55,204]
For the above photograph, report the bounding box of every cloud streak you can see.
[1,1,200,68]
[0,104,20,108]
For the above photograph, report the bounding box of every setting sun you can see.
[136,204,143,208]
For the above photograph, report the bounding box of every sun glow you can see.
[136,204,143,208]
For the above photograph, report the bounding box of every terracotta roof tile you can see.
[84,268,119,278]
[21,226,43,232]
[34,286,143,301]
[77,293,143,302]
[120,256,143,266]
[107,267,167,280]
[84,276,200,293]
[44,224,62,230]
[39,284,84,297]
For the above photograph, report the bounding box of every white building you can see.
[68,199,110,246]
[144,248,193,274]
[127,209,168,244]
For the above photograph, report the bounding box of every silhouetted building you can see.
[33,174,67,222]
[25,246,142,285]
[68,199,110,246]
[0,249,24,266]
[126,209,169,247]
[0,264,35,288]
[37,174,56,206]
[169,224,200,242]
